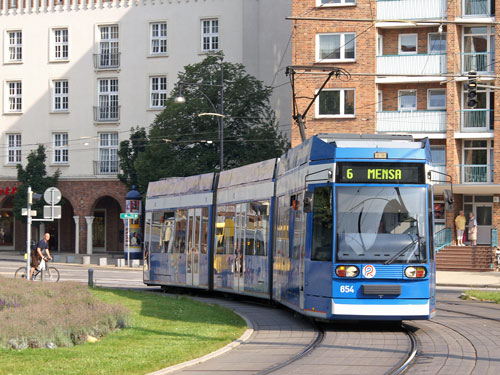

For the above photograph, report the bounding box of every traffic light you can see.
[444,190,454,212]
[466,71,478,108]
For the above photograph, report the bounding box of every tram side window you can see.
[311,187,333,261]
[428,190,435,261]
[215,204,236,255]
[201,208,209,254]
[151,211,163,253]
[174,209,187,254]
[253,200,270,256]
[161,211,175,253]
[275,195,290,258]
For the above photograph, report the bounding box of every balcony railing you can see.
[463,0,492,16]
[377,0,447,20]
[460,109,493,132]
[377,54,447,75]
[431,164,447,178]
[93,105,120,122]
[93,53,120,69]
[460,52,494,73]
[456,164,494,183]
[94,160,119,175]
[376,110,446,133]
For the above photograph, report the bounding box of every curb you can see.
[437,283,500,289]
[146,311,254,375]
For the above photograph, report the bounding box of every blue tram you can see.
[144,134,436,320]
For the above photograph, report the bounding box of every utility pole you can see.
[26,186,32,278]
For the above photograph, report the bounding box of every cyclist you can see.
[30,233,53,280]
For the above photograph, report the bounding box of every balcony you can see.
[456,164,494,183]
[93,105,120,123]
[94,160,119,175]
[93,53,120,70]
[377,54,447,76]
[376,110,446,134]
[463,0,492,17]
[459,109,493,132]
[377,0,447,20]
[460,52,494,73]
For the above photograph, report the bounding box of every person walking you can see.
[455,210,466,246]
[468,212,477,246]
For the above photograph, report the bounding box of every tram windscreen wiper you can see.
[384,236,422,265]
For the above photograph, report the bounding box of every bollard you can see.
[88,268,94,287]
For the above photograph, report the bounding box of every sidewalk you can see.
[1,251,500,288]
[0,251,142,268]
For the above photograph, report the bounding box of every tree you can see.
[118,126,148,191]
[120,53,289,195]
[13,145,61,223]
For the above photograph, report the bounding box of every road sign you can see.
[120,213,138,219]
[44,187,62,205]
[22,208,37,216]
[44,205,62,219]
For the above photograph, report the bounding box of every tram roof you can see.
[218,158,277,189]
[278,134,431,175]
[146,172,215,198]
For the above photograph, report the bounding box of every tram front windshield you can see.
[336,186,427,264]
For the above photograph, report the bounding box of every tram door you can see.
[186,208,201,286]
[234,204,245,293]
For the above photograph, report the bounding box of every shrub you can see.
[0,276,130,350]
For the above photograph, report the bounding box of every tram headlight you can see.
[336,265,359,278]
[405,266,427,278]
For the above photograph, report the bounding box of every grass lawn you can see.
[464,290,500,304]
[0,288,246,375]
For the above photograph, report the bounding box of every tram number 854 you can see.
[340,285,355,293]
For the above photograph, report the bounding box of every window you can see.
[53,80,69,111]
[317,89,355,117]
[428,89,446,109]
[52,28,69,61]
[462,140,494,183]
[463,26,494,72]
[98,133,119,174]
[7,31,22,62]
[150,22,167,55]
[428,33,447,54]
[399,34,417,54]
[98,25,119,68]
[201,19,219,52]
[311,187,333,261]
[53,133,68,163]
[398,90,417,111]
[150,76,167,109]
[6,81,22,113]
[317,33,355,61]
[7,134,21,164]
[97,79,119,121]
[317,0,356,5]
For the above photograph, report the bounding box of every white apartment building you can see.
[0,0,291,255]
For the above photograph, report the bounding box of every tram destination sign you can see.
[336,162,425,184]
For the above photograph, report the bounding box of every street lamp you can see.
[174,57,224,171]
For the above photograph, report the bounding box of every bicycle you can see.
[15,259,60,282]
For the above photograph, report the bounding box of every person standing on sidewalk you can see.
[455,210,466,246]
[468,212,477,246]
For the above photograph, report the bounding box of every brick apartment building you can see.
[291,0,500,247]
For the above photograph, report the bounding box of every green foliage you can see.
[13,145,61,223]
[0,286,246,375]
[0,277,130,350]
[118,127,148,190]
[120,53,289,195]
[464,290,500,303]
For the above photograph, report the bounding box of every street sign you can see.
[44,187,62,205]
[120,213,138,219]
[22,208,37,216]
[44,205,62,219]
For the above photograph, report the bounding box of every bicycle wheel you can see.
[44,267,60,282]
[14,267,27,279]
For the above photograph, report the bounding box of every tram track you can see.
[389,323,419,375]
